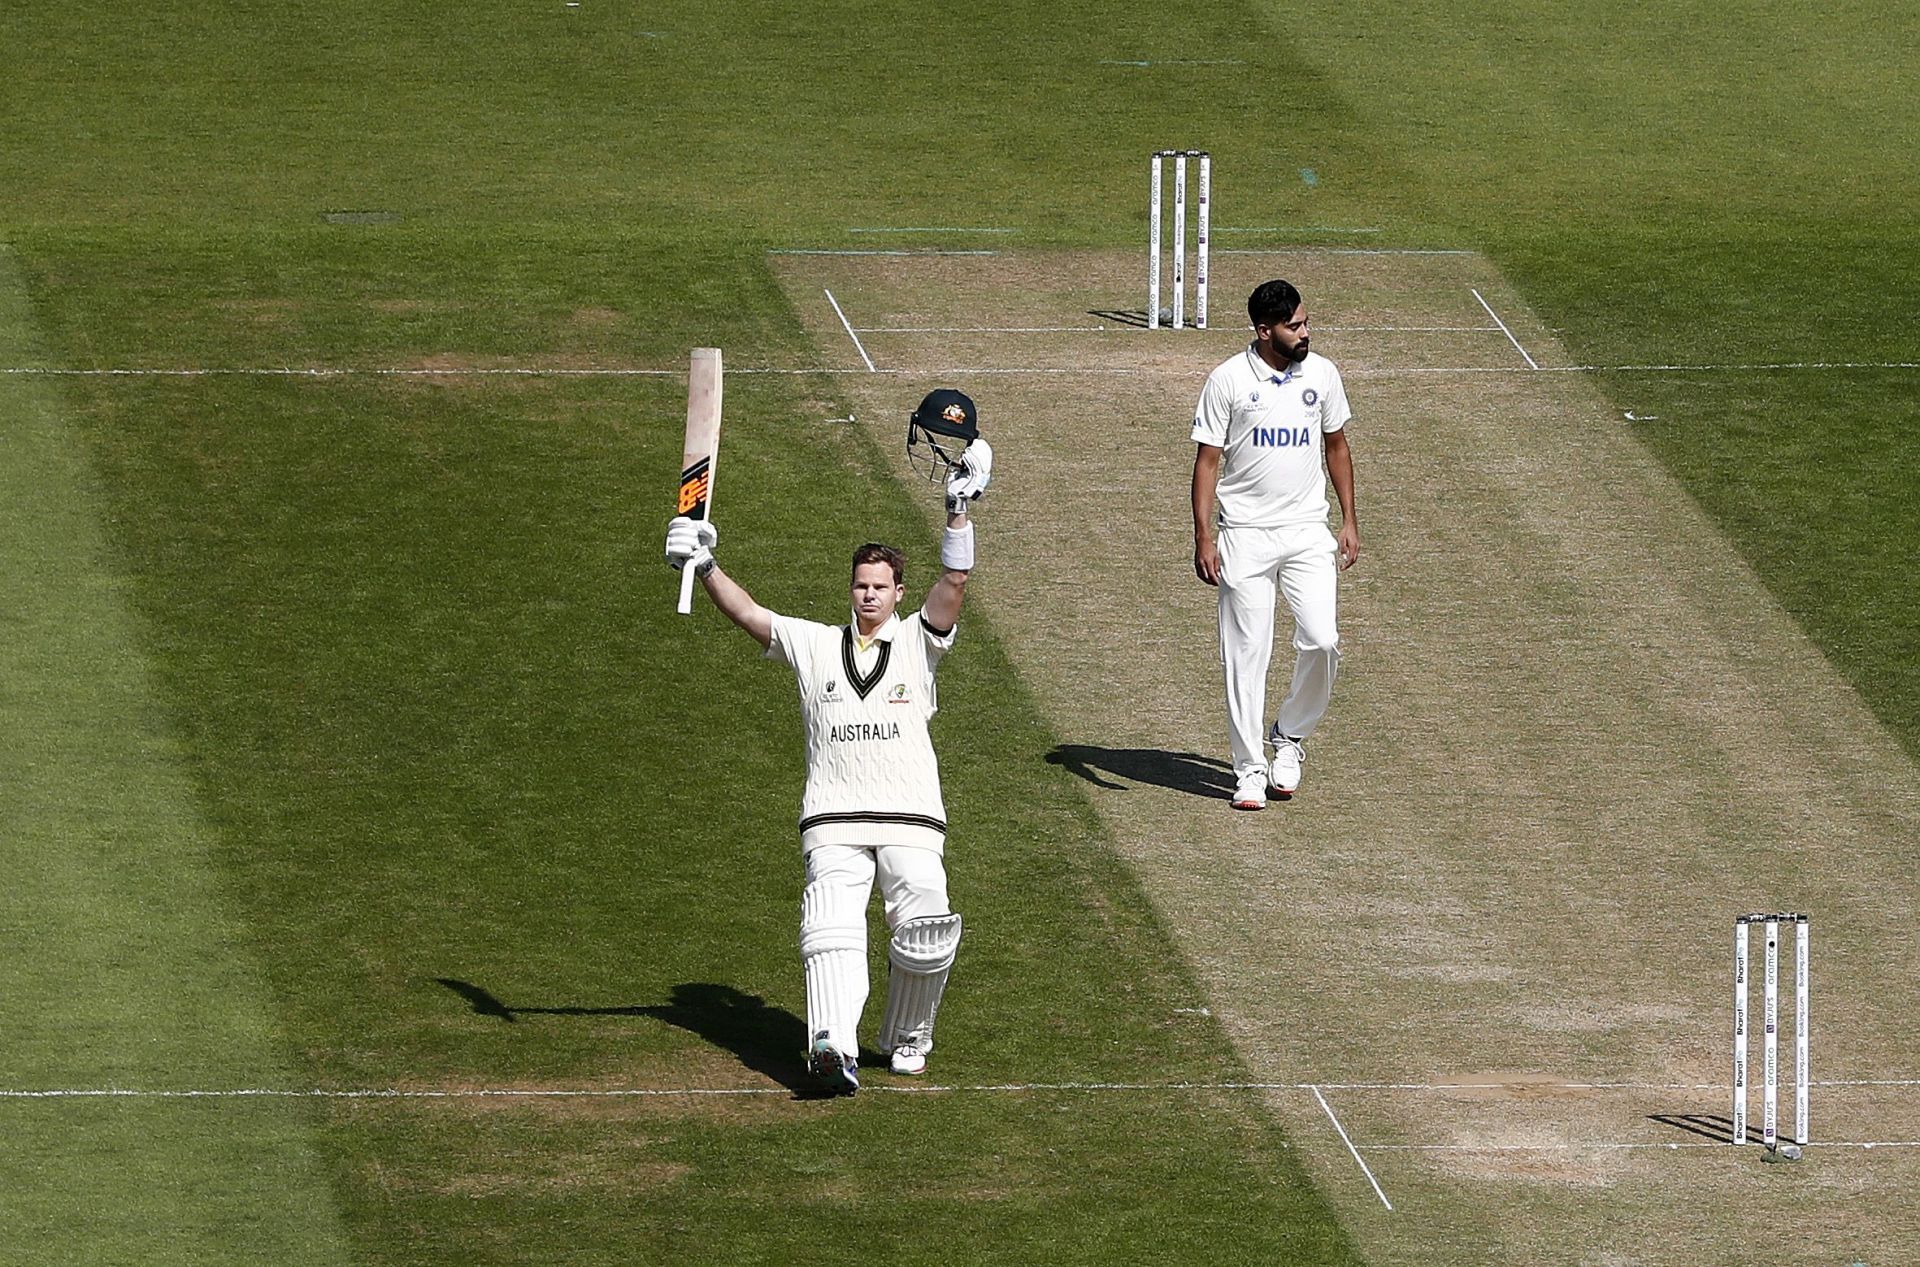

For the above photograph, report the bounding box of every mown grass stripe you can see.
[0,248,354,1266]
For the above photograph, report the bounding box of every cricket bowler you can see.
[664,388,992,1095]
[1192,279,1360,811]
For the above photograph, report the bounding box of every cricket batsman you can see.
[664,389,992,1095]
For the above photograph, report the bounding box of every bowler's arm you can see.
[1192,443,1223,585]
[1325,428,1359,570]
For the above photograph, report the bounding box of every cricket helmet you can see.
[906,388,979,482]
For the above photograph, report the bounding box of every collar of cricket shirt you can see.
[1245,342,1301,385]
[841,616,898,700]
[848,611,900,651]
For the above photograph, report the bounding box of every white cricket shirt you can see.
[1191,344,1351,530]
[766,608,955,853]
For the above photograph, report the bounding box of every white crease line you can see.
[1367,1140,1920,1152]
[847,227,1016,235]
[854,326,1117,334]
[1216,248,1475,256]
[6,1076,1918,1099]
[4,362,1913,381]
[1313,1085,1393,1211]
[1583,361,1920,372]
[0,1085,1293,1101]
[839,367,1147,376]
[822,289,877,373]
[804,362,1913,377]
[0,1087,785,1100]
[1216,226,1383,235]
[1351,361,1920,375]
[848,325,1497,335]
[11,1087,1916,1156]
[1471,286,1540,370]
[770,249,1001,257]
[0,366,690,378]
[0,1082,1285,1100]
[0,1079,1687,1099]
[1822,1141,1920,1149]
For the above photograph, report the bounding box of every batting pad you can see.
[801,880,869,1056]
[799,879,866,957]
[877,912,963,1053]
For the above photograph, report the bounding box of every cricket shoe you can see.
[1267,732,1305,798]
[889,1044,929,1076]
[807,1031,859,1097]
[1231,768,1268,811]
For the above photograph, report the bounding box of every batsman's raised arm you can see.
[664,515,773,647]
[904,388,992,634]
[923,504,972,633]
[922,435,991,633]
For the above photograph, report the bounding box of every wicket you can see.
[1732,912,1809,1150]
[1148,150,1209,330]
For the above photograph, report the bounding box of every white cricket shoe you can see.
[1231,768,1267,811]
[889,1044,929,1076]
[807,1031,858,1096]
[1268,734,1305,797]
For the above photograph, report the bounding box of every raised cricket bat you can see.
[676,347,723,614]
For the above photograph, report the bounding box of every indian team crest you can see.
[1302,388,1319,406]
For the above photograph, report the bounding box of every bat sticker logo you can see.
[677,457,712,514]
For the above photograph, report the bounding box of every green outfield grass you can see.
[5,1,1909,748]
[2,0,1914,1260]
[0,232,1359,1260]
[0,249,356,1266]
[1291,0,1920,740]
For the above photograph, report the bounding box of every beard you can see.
[1287,337,1311,363]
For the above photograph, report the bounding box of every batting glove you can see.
[945,437,993,512]
[665,516,718,572]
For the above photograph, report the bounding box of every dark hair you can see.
[851,542,906,585]
[1248,279,1304,327]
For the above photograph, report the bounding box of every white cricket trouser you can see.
[1217,522,1341,777]
[800,844,949,1057]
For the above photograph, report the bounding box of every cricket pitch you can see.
[775,246,1920,1264]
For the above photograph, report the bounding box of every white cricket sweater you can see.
[765,608,954,853]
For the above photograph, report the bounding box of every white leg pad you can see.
[800,877,869,1058]
[877,912,962,1053]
